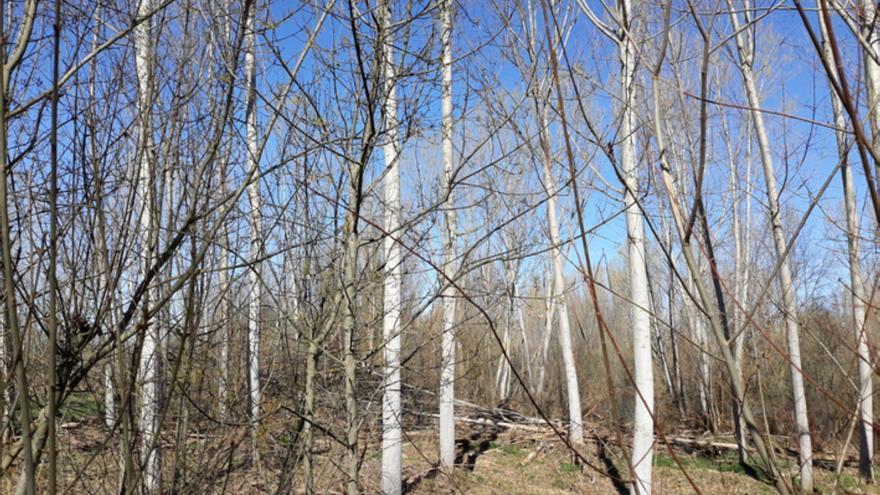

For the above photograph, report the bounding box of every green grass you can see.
[61,391,101,422]
[836,473,860,493]
[559,462,579,475]
[654,453,677,468]
[551,478,568,489]
[501,444,525,457]
[654,452,750,476]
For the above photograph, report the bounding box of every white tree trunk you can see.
[516,286,533,387]
[134,0,159,489]
[684,275,712,429]
[843,99,875,485]
[380,1,403,491]
[495,261,518,403]
[861,0,880,179]
[721,108,751,464]
[244,0,262,440]
[217,0,233,420]
[536,271,555,396]
[438,0,458,470]
[819,11,874,481]
[217,220,231,419]
[536,100,583,446]
[728,4,813,489]
[619,2,653,490]
[90,7,115,430]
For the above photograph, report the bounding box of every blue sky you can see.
[252,0,871,307]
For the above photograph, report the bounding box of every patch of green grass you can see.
[654,452,750,476]
[654,453,676,468]
[559,462,579,475]
[61,391,101,422]
[552,478,568,489]
[469,473,487,484]
[690,456,749,475]
[501,444,525,457]
[837,473,859,493]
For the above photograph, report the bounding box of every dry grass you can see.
[5,418,880,494]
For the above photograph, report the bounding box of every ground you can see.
[6,417,876,494]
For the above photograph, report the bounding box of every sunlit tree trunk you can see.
[662,217,686,416]
[536,270,555,396]
[618,1,653,491]
[860,0,880,185]
[438,0,458,471]
[217,0,233,420]
[729,122,749,463]
[495,260,518,403]
[650,23,790,492]
[535,98,583,446]
[728,3,813,490]
[244,0,262,460]
[303,333,317,494]
[380,1,403,491]
[818,11,874,482]
[133,0,160,489]
[302,229,317,494]
[342,181,361,495]
[86,4,116,430]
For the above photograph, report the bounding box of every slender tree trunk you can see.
[48,0,62,489]
[728,118,749,464]
[516,284,533,387]
[380,1,403,490]
[537,270,554,396]
[302,229,317,495]
[654,321,676,403]
[134,0,160,489]
[0,8,35,495]
[860,0,880,185]
[303,334,317,495]
[818,11,874,481]
[738,147,753,459]
[244,0,262,465]
[343,194,360,495]
[716,88,751,462]
[216,206,231,420]
[683,274,713,430]
[664,219,686,415]
[495,260,518,403]
[618,2,653,491]
[438,0,458,471]
[649,20,790,490]
[535,99,583,446]
[217,0,233,421]
[728,5,813,489]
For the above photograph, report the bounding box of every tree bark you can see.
[818,10,874,482]
[381,1,403,491]
[244,0,262,446]
[617,2,653,492]
[134,0,160,489]
[727,4,813,489]
[535,98,584,446]
[439,0,458,471]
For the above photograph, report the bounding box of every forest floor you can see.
[13,416,878,494]
[2,389,876,494]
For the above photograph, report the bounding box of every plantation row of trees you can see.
[0,0,878,493]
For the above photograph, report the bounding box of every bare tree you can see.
[438,0,458,472]
[133,0,161,489]
[818,9,874,482]
[727,2,814,489]
[380,0,403,491]
[615,1,654,491]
